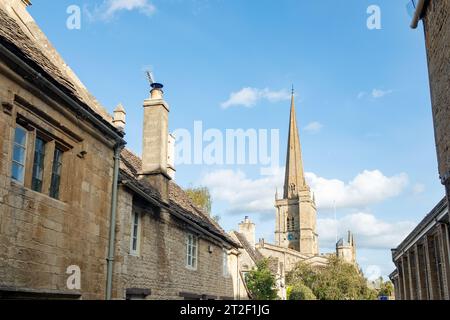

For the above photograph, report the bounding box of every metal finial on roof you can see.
[145,70,163,90]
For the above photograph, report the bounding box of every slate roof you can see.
[120,148,240,248]
[0,7,118,130]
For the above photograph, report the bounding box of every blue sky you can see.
[30,0,445,280]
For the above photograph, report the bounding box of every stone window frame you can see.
[10,116,70,201]
[185,232,198,271]
[9,95,77,202]
[129,211,142,257]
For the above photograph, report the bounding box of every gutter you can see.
[410,0,427,29]
[0,43,127,300]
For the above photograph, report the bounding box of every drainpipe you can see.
[106,144,124,300]
[410,0,426,29]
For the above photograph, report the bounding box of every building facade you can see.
[0,0,240,300]
[0,0,125,299]
[411,0,450,202]
[390,198,450,300]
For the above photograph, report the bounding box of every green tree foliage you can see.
[287,283,317,300]
[246,259,278,300]
[377,278,394,298]
[186,186,212,214]
[286,257,377,300]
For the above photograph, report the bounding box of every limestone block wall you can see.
[113,187,235,300]
[0,66,115,299]
[423,0,450,194]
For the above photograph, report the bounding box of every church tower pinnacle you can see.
[274,87,318,256]
[283,90,308,199]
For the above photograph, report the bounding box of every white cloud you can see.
[201,169,409,216]
[306,170,409,210]
[371,88,393,98]
[357,91,367,99]
[317,212,416,249]
[412,183,425,195]
[357,89,394,100]
[201,168,284,215]
[221,87,291,109]
[303,121,323,134]
[365,265,382,282]
[89,0,156,21]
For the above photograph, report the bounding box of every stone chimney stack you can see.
[167,133,176,180]
[239,216,256,248]
[113,103,126,132]
[140,82,171,201]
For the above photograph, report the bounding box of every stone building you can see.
[230,94,357,299]
[0,0,240,300]
[388,0,450,301]
[336,231,357,265]
[111,83,240,300]
[411,0,450,202]
[0,0,125,299]
[275,93,318,255]
[390,198,449,300]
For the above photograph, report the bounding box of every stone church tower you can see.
[275,92,319,256]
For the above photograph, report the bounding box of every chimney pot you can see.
[150,83,164,100]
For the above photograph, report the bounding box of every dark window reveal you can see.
[50,148,63,199]
[31,137,46,192]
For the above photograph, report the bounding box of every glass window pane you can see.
[13,145,25,163]
[14,127,26,146]
[50,148,63,199]
[32,138,46,193]
[12,162,24,182]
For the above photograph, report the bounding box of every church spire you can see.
[283,89,307,199]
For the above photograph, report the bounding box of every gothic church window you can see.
[287,216,295,232]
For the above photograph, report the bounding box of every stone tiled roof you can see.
[232,231,264,264]
[0,7,116,126]
[120,148,240,248]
